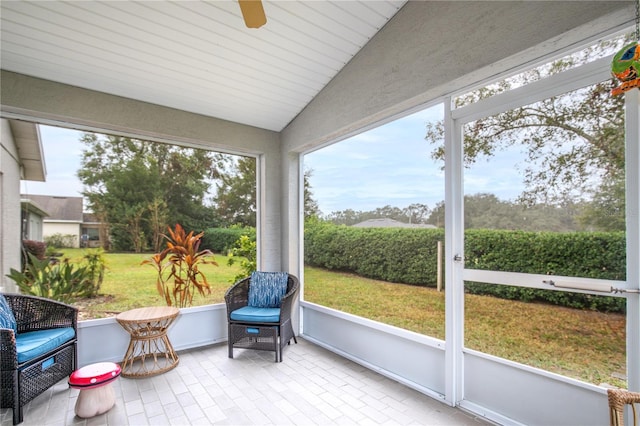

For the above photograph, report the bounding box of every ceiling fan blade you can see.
[238,0,267,28]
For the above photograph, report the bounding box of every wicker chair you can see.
[608,388,640,426]
[1,294,78,425]
[225,273,299,362]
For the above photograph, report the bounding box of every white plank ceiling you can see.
[0,0,406,132]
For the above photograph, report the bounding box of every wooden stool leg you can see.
[75,384,116,418]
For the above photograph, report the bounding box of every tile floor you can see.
[1,338,493,426]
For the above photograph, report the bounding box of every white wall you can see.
[0,119,22,293]
[301,302,446,397]
[25,211,43,241]
[43,221,81,247]
[282,2,631,153]
[77,304,228,368]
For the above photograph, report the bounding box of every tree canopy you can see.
[319,194,579,231]
[78,133,219,251]
[77,133,321,252]
[325,203,430,226]
[212,156,257,227]
[425,36,628,231]
[427,193,579,231]
[212,158,321,226]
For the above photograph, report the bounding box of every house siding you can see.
[0,119,22,293]
[43,221,82,247]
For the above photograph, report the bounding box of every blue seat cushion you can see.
[0,295,17,334]
[16,327,75,364]
[230,306,280,323]
[248,271,288,308]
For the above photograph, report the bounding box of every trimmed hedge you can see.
[305,222,444,285]
[202,227,256,253]
[464,229,625,312]
[304,222,626,312]
[464,230,625,280]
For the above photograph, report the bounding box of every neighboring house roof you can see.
[352,218,437,229]
[19,198,49,217]
[20,194,83,222]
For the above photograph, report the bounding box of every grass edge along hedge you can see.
[304,221,625,313]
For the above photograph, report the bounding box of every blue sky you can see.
[304,105,525,215]
[304,106,445,214]
[20,126,85,198]
[23,106,525,215]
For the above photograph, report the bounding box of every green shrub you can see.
[464,282,624,312]
[202,226,256,253]
[304,222,626,312]
[227,235,257,283]
[7,254,92,303]
[305,222,444,285]
[464,229,625,280]
[44,233,77,248]
[82,249,107,297]
[464,229,626,312]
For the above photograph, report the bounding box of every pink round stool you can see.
[68,362,121,418]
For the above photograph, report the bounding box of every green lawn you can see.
[61,249,626,388]
[60,249,241,317]
[304,266,626,388]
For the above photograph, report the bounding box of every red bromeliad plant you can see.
[142,224,218,308]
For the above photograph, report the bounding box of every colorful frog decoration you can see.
[611,42,640,96]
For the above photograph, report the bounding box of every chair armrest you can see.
[279,276,300,324]
[0,328,18,370]
[224,278,251,318]
[608,388,640,426]
[3,294,78,334]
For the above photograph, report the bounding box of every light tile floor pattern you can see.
[1,338,492,426]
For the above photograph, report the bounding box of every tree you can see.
[325,208,363,226]
[403,203,430,224]
[425,36,628,231]
[578,175,626,231]
[212,156,257,227]
[212,157,321,227]
[78,133,219,251]
[304,169,321,219]
[325,203,432,226]
[426,193,580,231]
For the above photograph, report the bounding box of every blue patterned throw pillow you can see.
[248,272,289,308]
[0,294,17,334]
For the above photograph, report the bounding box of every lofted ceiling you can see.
[0,0,406,132]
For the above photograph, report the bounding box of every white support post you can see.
[625,89,640,393]
[444,97,465,406]
[256,153,265,270]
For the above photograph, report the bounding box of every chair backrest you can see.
[0,294,18,333]
[248,271,289,308]
[608,388,640,426]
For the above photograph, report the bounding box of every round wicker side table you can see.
[116,306,179,378]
